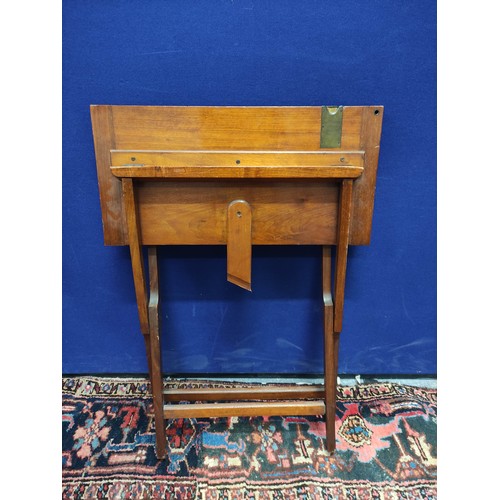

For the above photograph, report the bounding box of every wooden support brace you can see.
[122,178,149,335]
[122,178,153,377]
[334,179,354,333]
[164,400,325,419]
[323,245,337,453]
[163,384,325,402]
[110,150,365,180]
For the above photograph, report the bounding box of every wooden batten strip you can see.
[163,400,325,418]
[110,150,365,167]
[110,150,365,179]
[163,385,325,402]
[111,165,364,179]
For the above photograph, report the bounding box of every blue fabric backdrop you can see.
[62,0,436,375]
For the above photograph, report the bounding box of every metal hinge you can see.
[320,105,343,148]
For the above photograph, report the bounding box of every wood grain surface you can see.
[133,180,340,245]
[91,105,382,245]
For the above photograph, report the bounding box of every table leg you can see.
[322,179,354,454]
[334,179,354,334]
[122,178,149,335]
[122,179,166,458]
[148,246,167,459]
[123,177,153,395]
[122,178,152,381]
[322,245,336,453]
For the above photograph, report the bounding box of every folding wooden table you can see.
[90,105,383,458]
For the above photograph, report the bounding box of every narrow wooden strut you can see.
[148,246,167,459]
[163,384,325,402]
[163,400,325,419]
[323,245,336,453]
[122,178,149,334]
[334,179,354,333]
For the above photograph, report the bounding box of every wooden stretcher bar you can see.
[164,401,326,419]
[163,384,325,402]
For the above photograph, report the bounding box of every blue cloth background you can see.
[63,0,436,375]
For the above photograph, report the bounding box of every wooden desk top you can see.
[91,105,383,246]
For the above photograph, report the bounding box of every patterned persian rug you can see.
[62,377,437,499]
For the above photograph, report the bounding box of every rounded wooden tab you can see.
[227,200,252,291]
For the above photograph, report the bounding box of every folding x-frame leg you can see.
[122,177,354,459]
